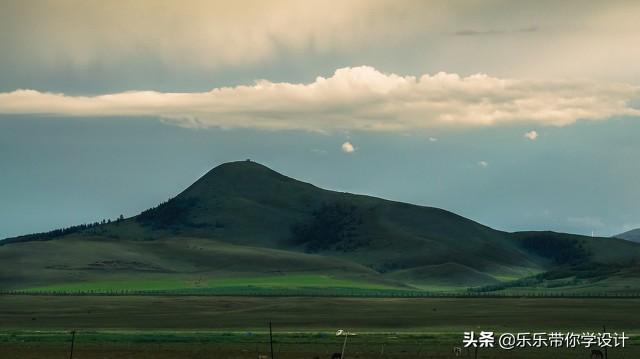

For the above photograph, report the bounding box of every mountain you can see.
[2,160,640,294]
[614,229,640,243]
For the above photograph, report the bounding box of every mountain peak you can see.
[208,159,279,176]
[177,160,303,200]
[216,159,266,168]
[205,159,294,182]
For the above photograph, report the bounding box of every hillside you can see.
[2,160,640,294]
[614,228,640,243]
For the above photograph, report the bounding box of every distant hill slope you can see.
[614,229,640,243]
[2,160,640,294]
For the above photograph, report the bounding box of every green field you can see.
[1,295,639,358]
[13,270,640,297]
[2,295,639,331]
[2,331,638,359]
[22,274,397,293]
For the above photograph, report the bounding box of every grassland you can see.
[12,269,640,297]
[1,295,639,358]
[21,274,397,293]
[2,295,639,331]
[2,331,639,359]
[3,235,640,298]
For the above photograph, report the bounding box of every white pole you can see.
[341,333,348,359]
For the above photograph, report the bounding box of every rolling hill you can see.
[614,228,640,243]
[2,160,640,295]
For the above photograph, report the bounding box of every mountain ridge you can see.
[2,160,640,294]
[614,228,640,243]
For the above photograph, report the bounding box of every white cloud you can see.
[524,130,539,140]
[478,161,489,168]
[341,142,355,153]
[428,137,438,142]
[0,66,638,131]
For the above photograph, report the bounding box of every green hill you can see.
[2,160,640,295]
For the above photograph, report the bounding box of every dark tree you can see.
[291,202,365,252]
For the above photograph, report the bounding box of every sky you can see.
[1,0,639,238]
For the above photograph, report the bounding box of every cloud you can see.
[524,130,539,141]
[428,137,438,142]
[0,66,638,131]
[341,142,355,153]
[453,26,538,37]
[478,161,489,168]
[0,0,414,70]
[2,1,640,87]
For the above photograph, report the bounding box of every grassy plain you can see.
[22,274,397,293]
[2,331,638,359]
[2,295,639,331]
[1,295,639,358]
